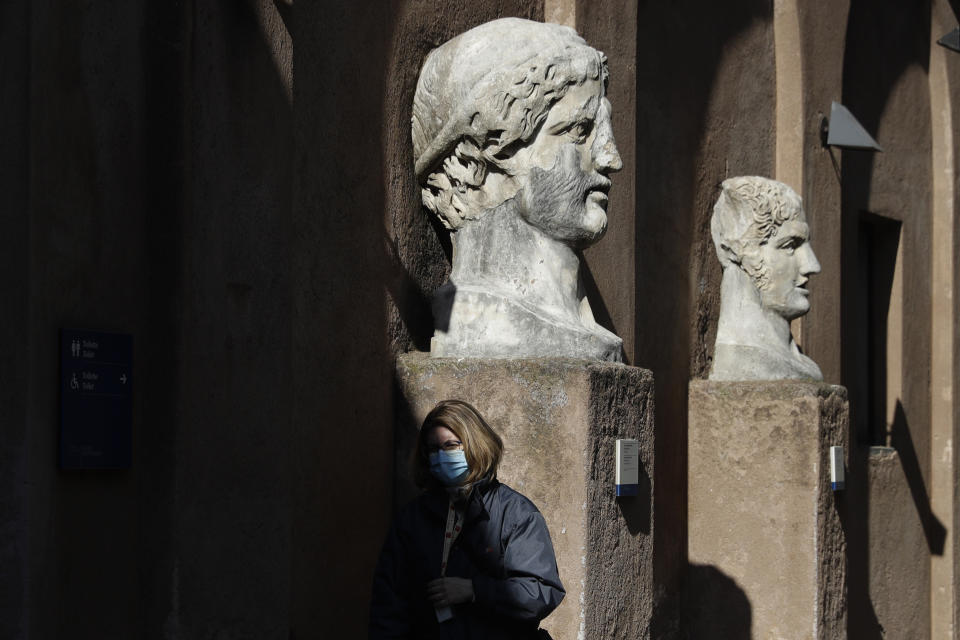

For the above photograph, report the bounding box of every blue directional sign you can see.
[60,329,133,469]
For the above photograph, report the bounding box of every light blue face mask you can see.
[429,450,469,486]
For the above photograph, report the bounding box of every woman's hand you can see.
[426,577,474,606]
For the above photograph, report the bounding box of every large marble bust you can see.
[412,18,623,361]
[709,176,824,381]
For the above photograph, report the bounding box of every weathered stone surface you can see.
[412,19,625,361]
[709,177,823,381]
[396,353,654,639]
[687,381,848,638]
[864,447,930,638]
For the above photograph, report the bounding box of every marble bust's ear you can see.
[708,176,823,381]
[412,18,623,361]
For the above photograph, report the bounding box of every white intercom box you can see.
[830,446,845,490]
[615,439,639,497]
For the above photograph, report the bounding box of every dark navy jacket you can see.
[369,480,564,639]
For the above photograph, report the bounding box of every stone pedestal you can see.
[687,381,848,639]
[395,353,655,640]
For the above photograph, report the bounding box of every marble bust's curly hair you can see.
[411,19,607,230]
[711,176,804,291]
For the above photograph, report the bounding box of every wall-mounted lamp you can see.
[938,28,960,53]
[820,101,882,152]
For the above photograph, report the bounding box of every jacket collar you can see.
[422,477,498,523]
[464,477,496,524]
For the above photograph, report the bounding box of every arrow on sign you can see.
[120,374,128,385]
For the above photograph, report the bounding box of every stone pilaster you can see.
[687,381,848,639]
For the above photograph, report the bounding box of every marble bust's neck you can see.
[449,200,585,325]
[712,265,822,380]
[715,266,792,349]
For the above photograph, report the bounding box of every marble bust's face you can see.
[754,208,821,320]
[709,176,825,380]
[507,78,622,247]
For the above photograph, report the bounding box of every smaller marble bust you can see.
[412,18,623,361]
[709,176,823,381]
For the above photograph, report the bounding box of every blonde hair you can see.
[413,400,504,489]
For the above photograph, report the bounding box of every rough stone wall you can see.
[290,1,398,637]
[839,1,936,635]
[939,1,960,626]
[816,387,850,639]
[578,1,639,364]
[176,2,295,638]
[953,23,960,630]
[31,1,148,636]
[633,3,776,630]
[0,0,31,637]
[687,381,848,639]
[841,0,933,453]
[585,364,656,638]
[795,0,850,384]
[0,1,397,637]
[866,448,931,638]
[951,147,960,640]
[0,2,184,638]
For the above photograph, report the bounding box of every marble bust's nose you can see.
[592,113,622,173]
[798,243,821,276]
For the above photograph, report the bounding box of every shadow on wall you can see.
[681,564,752,639]
[289,1,394,638]
[890,401,947,554]
[838,442,885,639]
[617,466,652,536]
[839,0,935,637]
[634,1,773,633]
[838,400,947,640]
[173,0,300,638]
[580,256,627,362]
[384,231,438,348]
[139,1,188,638]
[391,375,424,510]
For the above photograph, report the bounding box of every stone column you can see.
[395,353,655,640]
[687,381,848,639]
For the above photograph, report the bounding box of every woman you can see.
[370,399,564,639]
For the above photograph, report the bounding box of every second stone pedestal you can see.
[396,353,655,640]
[687,381,848,639]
